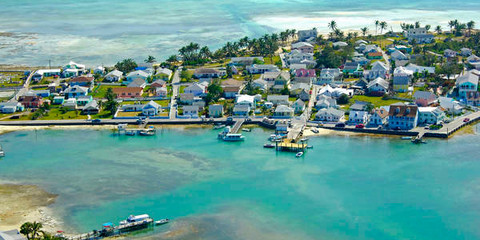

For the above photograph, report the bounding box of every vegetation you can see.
[114,59,138,73]
[104,88,118,115]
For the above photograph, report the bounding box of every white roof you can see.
[333,41,348,47]
[156,68,172,76]
[236,94,255,104]
[127,70,149,78]
[394,66,414,76]
[106,69,123,77]
[292,42,314,49]
[36,69,61,75]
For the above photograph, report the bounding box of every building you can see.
[0,101,24,114]
[267,95,289,106]
[297,29,318,42]
[418,107,446,126]
[456,71,479,99]
[70,76,94,88]
[76,95,92,106]
[94,66,105,75]
[125,70,149,84]
[183,105,199,117]
[271,71,291,93]
[388,103,418,130]
[230,57,264,66]
[18,95,43,108]
[315,95,337,109]
[155,68,173,80]
[444,49,457,59]
[466,92,480,106]
[343,62,361,75]
[439,97,463,115]
[32,69,61,81]
[209,104,223,118]
[295,69,316,84]
[236,94,256,107]
[367,52,383,60]
[112,87,143,98]
[292,99,305,113]
[64,86,89,98]
[414,91,437,107]
[155,87,168,97]
[368,108,389,126]
[221,79,244,99]
[184,83,206,96]
[467,55,480,70]
[291,42,314,54]
[193,68,223,78]
[179,93,194,105]
[315,108,344,122]
[127,78,147,88]
[366,61,389,80]
[105,70,123,82]
[318,68,343,84]
[246,64,280,74]
[233,104,250,116]
[0,229,27,240]
[390,50,409,61]
[404,64,435,74]
[273,105,294,118]
[317,84,353,98]
[393,67,414,92]
[82,100,100,115]
[460,48,473,57]
[285,50,316,67]
[366,77,389,96]
[142,101,161,116]
[348,110,369,124]
[253,79,269,91]
[405,28,434,43]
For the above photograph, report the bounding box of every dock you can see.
[230,119,245,134]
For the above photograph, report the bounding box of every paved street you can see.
[169,67,182,119]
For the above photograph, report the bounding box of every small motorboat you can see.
[401,136,412,140]
[242,128,251,132]
[155,219,169,225]
[213,124,225,129]
[263,143,275,148]
[125,130,136,136]
[139,129,155,136]
[296,152,304,158]
[306,145,313,149]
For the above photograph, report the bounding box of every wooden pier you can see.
[230,119,245,134]
[67,217,154,240]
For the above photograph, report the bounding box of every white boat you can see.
[242,128,251,132]
[401,136,412,140]
[139,127,156,136]
[296,152,304,158]
[0,145,4,157]
[155,219,169,225]
[222,133,245,142]
[213,124,225,129]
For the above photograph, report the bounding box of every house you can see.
[179,93,194,105]
[274,105,294,118]
[271,71,291,93]
[70,76,94,88]
[333,41,348,48]
[194,68,223,78]
[62,98,77,110]
[230,57,264,66]
[315,95,337,109]
[366,61,389,80]
[63,68,80,78]
[112,87,143,99]
[358,44,380,54]
[460,48,473,56]
[82,100,99,115]
[295,69,316,84]
[299,89,310,101]
[289,63,308,71]
[342,62,361,75]
[291,42,314,54]
[262,71,282,81]
[285,50,315,66]
[209,104,223,118]
[405,28,434,43]
[151,80,166,88]
[105,70,123,82]
[292,99,305,113]
[236,94,256,107]
[155,87,168,97]
[439,97,463,115]
[76,95,92,106]
[233,104,250,116]
[315,108,344,122]
[253,79,269,91]
[53,96,65,105]
[390,50,409,61]
[125,70,149,84]
[297,28,318,42]
[127,78,147,88]
[155,68,173,80]
[393,67,414,92]
[418,107,446,125]
[349,110,369,124]
[318,84,353,98]
[267,95,289,106]
[94,66,105,75]
[221,79,244,99]
[456,71,479,99]
[184,83,206,96]
[63,61,86,73]
[183,105,199,117]
[291,83,310,97]
[414,91,437,106]
[121,104,144,112]
[0,101,24,113]
[388,103,418,130]
[142,101,161,116]
[467,55,480,70]
[318,68,343,84]
[404,64,435,74]
[368,108,389,126]
[0,229,27,240]
[64,86,89,98]
[367,52,383,60]
[352,56,370,66]
[350,101,369,111]
[32,69,61,81]
[466,91,480,106]
[27,90,50,98]
[444,49,457,59]
[246,64,280,74]
[366,77,389,96]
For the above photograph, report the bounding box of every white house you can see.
[292,99,305,113]
[315,95,337,109]
[184,83,206,97]
[183,105,199,117]
[155,87,168,97]
[318,68,343,84]
[267,95,289,106]
[366,61,389,80]
[405,28,434,43]
[142,101,161,117]
[236,94,256,107]
[418,107,446,125]
[366,77,389,96]
[274,105,294,118]
[291,42,314,54]
[126,70,149,84]
[315,108,344,122]
[368,108,389,126]
[439,97,463,115]
[349,110,369,124]
[209,104,223,118]
[246,64,280,74]
[105,70,123,82]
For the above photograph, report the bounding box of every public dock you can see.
[230,119,245,134]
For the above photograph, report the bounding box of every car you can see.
[355,124,365,129]
[227,117,233,122]
[92,119,101,123]
[463,118,470,122]
[335,123,346,128]
[393,127,401,131]
[136,119,145,124]
[424,126,430,129]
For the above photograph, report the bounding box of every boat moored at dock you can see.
[155,218,170,225]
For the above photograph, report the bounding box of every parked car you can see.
[92,119,101,123]
[335,123,346,128]
[463,118,470,122]
[355,124,365,129]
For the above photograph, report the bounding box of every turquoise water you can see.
[1,0,480,66]
[1,126,480,239]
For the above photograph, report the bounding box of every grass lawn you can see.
[116,111,140,117]
[179,85,187,93]
[155,100,170,107]
[348,95,400,108]
[264,56,281,66]
[92,85,123,98]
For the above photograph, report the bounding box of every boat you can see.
[125,130,136,136]
[155,219,170,225]
[296,152,304,157]
[213,124,225,129]
[0,145,4,157]
[222,133,245,142]
[401,136,412,140]
[118,214,154,232]
[242,128,251,132]
[263,143,275,148]
[412,138,427,144]
[306,145,313,149]
[139,127,156,136]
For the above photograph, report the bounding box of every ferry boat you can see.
[296,152,304,158]
[155,219,170,225]
[222,133,245,141]
[118,214,154,232]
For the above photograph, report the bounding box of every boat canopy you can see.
[127,214,150,222]
[102,222,113,228]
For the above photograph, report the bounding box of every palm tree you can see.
[415,21,421,28]
[361,27,368,37]
[467,20,475,36]
[199,46,211,60]
[20,221,43,240]
[379,21,388,34]
[435,25,442,34]
[448,20,456,32]
[328,20,337,32]
[374,20,380,35]
[353,32,359,39]
[144,55,156,63]
[425,25,431,31]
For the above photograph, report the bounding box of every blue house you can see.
[64,86,89,98]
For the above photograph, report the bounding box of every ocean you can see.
[0,126,480,239]
[0,0,479,66]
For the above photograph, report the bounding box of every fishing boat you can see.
[155,219,170,225]
[411,138,427,144]
[263,143,275,148]
[0,144,4,157]
[296,152,304,158]
[242,128,251,132]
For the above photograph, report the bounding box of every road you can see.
[13,70,35,101]
[433,110,480,134]
[169,67,182,119]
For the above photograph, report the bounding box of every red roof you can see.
[295,69,316,77]
[113,87,143,94]
[368,52,383,57]
[71,76,94,82]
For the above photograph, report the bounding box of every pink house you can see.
[295,69,316,84]
[414,91,437,107]
[291,42,314,54]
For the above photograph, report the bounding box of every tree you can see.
[361,27,368,37]
[205,80,223,105]
[180,68,191,82]
[337,94,350,105]
[374,20,380,35]
[114,59,138,73]
[379,21,388,34]
[20,221,43,240]
[166,55,178,63]
[467,21,475,36]
[280,84,290,95]
[415,21,421,29]
[315,45,342,68]
[425,24,431,31]
[435,25,442,34]
[144,55,156,63]
[104,88,118,116]
[328,20,337,32]
[226,65,233,78]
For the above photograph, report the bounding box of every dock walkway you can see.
[230,119,245,134]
